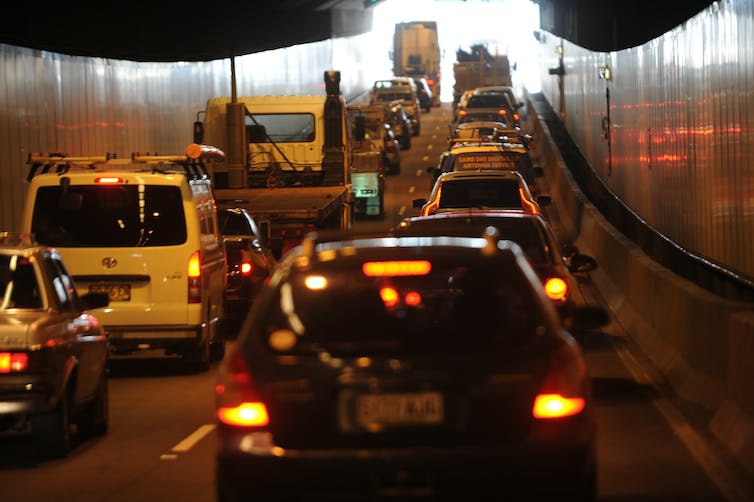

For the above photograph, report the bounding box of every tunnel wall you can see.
[526,87,754,476]
[536,0,754,290]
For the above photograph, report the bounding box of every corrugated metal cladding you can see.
[0,32,387,233]
[537,0,754,285]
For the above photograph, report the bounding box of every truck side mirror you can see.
[354,115,366,141]
[193,121,204,144]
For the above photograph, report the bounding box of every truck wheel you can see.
[32,391,72,458]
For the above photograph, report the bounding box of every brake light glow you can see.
[215,352,270,427]
[458,109,467,118]
[0,352,28,373]
[422,185,442,216]
[240,262,252,275]
[404,290,422,306]
[532,394,585,418]
[544,277,568,301]
[188,250,201,304]
[519,188,540,214]
[217,402,269,427]
[379,286,400,307]
[363,260,432,277]
[498,109,508,117]
[94,177,124,184]
[533,342,587,419]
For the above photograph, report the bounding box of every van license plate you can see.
[356,392,443,427]
[89,284,131,302]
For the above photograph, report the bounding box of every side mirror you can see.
[564,305,610,332]
[569,253,598,273]
[536,195,552,207]
[561,243,579,258]
[412,198,427,208]
[354,115,366,141]
[193,121,204,144]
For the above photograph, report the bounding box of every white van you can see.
[21,147,227,370]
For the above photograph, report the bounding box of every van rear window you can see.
[31,185,187,247]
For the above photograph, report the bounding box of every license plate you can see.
[356,391,444,427]
[89,284,131,301]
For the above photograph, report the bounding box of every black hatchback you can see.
[215,231,606,501]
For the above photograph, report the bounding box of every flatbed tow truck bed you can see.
[214,186,348,223]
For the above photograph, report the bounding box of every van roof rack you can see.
[26,144,225,183]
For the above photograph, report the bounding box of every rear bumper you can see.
[217,431,595,501]
[107,324,202,354]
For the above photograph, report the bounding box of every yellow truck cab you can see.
[21,146,227,371]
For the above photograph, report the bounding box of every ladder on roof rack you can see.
[26,144,225,182]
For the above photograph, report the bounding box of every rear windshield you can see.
[438,178,523,209]
[31,185,187,247]
[0,255,42,309]
[259,254,545,355]
[467,93,509,108]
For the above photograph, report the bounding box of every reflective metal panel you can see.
[537,0,754,283]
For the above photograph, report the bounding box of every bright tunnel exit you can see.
[369,0,542,100]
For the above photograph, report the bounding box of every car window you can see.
[260,256,543,355]
[438,179,523,209]
[219,211,253,236]
[31,185,187,247]
[0,255,42,310]
[467,94,509,108]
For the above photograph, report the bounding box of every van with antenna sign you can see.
[20,145,228,371]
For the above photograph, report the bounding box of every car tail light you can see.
[240,250,253,275]
[498,108,508,118]
[421,185,443,216]
[215,351,269,427]
[519,188,540,215]
[0,352,28,373]
[458,109,467,118]
[94,176,124,184]
[188,250,201,304]
[513,112,520,122]
[363,260,432,277]
[532,341,587,419]
[544,277,568,302]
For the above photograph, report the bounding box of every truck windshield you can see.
[30,185,187,247]
[246,113,315,143]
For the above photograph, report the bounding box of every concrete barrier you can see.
[526,91,754,476]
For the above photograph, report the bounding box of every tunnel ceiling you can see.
[0,0,716,61]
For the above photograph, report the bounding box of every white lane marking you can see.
[416,169,424,176]
[398,206,406,215]
[169,424,216,453]
[427,144,433,150]
[616,346,749,501]
[409,186,415,193]
[422,155,429,161]
[431,134,437,139]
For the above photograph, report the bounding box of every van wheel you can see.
[185,337,210,372]
[32,391,72,458]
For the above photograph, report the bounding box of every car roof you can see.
[448,142,528,154]
[0,232,48,257]
[435,169,528,181]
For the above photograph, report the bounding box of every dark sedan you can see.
[215,230,607,501]
[217,207,276,337]
[0,232,110,458]
[393,211,600,319]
